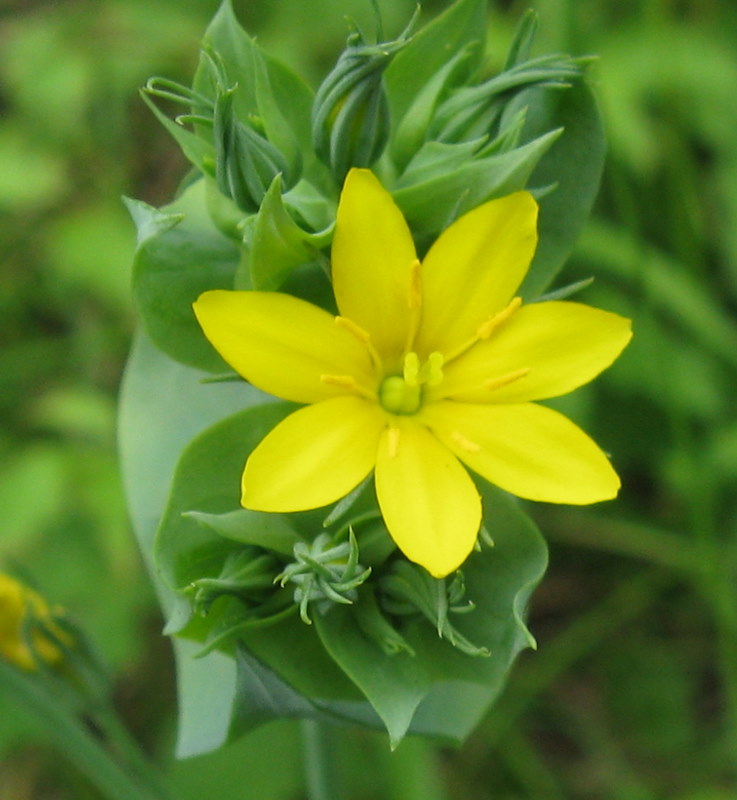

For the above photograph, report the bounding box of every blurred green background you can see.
[2,0,737,797]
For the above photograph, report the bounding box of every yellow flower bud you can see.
[0,574,66,671]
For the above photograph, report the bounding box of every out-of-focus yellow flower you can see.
[0,573,66,670]
[194,169,632,578]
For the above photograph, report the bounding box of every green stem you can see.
[0,661,174,800]
[387,738,448,800]
[301,719,341,800]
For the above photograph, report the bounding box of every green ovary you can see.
[379,375,422,415]
[378,351,444,415]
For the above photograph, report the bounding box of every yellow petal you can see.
[242,396,386,511]
[374,419,481,578]
[438,301,632,403]
[422,401,620,504]
[331,169,419,367]
[414,191,538,358]
[194,290,375,403]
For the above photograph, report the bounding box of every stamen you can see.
[476,297,523,340]
[484,367,531,392]
[335,316,383,372]
[320,374,357,390]
[387,426,401,458]
[320,374,377,401]
[408,259,422,311]
[443,297,523,365]
[404,259,423,355]
[450,431,482,453]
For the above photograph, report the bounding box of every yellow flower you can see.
[194,169,632,578]
[0,573,65,671]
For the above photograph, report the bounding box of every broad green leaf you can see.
[154,402,293,591]
[313,605,432,749]
[518,81,606,299]
[385,0,487,129]
[185,510,299,557]
[247,175,333,290]
[130,180,241,372]
[118,330,261,757]
[393,129,560,241]
[403,485,547,744]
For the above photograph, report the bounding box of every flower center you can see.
[379,352,443,415]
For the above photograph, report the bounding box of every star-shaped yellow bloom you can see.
[194,169,632,578]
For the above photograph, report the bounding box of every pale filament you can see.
[320,374,376,400]
[403,258,423,356]
[484,367,531,392]
[444,296,523,365]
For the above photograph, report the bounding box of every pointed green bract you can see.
[248,175,333,290]
[385,0,487,131]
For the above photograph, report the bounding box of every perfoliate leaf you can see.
[130,180,240,372]
[153,402,293,592]
[313,605,431,749]
[518,81,607,299]
[118,331,263,756]
[185,509,300,557]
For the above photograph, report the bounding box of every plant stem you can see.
[301,719,341,800]
[0,661,174,800]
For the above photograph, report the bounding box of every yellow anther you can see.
[320,374,357,390]
[484,367,531,392]
[450,431,482,453]
[335,316,382,372]
[477,297,522,340]
[387,426,401,458]
[408,258,422,310]
[335,315,371,343]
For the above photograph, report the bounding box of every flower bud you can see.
[312,14,416,182]
[430,53,588,145]
[0,573,67,671]
[213,87,295,213]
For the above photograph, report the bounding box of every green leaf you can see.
[246,175,333,291]
[385,0,486,129]
[154,402,293,592]
[390,48,475,170]
[130,180,241,372]
[185,509,300,557]
[118,330,261,757]
[519,81,606,299]
[404,485,548,744]
[313,605,431,749]
[393,129,560,241]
